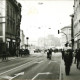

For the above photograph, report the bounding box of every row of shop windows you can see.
[0,39,16,56]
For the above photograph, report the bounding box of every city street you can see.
[1,0,80,80]
[0,52,61,80]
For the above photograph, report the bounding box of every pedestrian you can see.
[16,49,19,57]
[47,48,52,60]
[74,49,77,64]
[63,44,73,75]
[47,49,49,59]
[2,50,6,61]
[61,49,64,60]
[75,48,80,69]
[49,48,52,59]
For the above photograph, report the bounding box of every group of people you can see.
[61,43,80,76]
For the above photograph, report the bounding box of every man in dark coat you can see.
[64,49,73,75]
[61,49,64,60]
[47,48,52,60]
[63,44,73,75]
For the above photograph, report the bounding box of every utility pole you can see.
[70,14,74,51]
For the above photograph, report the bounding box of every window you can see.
[0,23,2,36]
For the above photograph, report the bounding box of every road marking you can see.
[35,61,43,63]
[32,73,39,80]
[0,72,24,80]
[15,72,24,76]
[0,75,13,80]
[32,72,52,80]
[48,61,57,64]
[0,59,38,76]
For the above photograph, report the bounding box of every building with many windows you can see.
[0,0,22,56]
[73,0,80,49]
[20,30,25,49]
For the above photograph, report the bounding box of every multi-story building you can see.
[73,0,80,49]
[20,30,25,49]
[0,0,22,56]
[61,26,71,47]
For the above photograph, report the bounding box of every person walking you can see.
[61,49,64,60]
[75,48,80,69]
[47,49,50,59]
[47,48,52,60]
[2,50,6,61]
[63,44,73,75]
[74,49,77,64]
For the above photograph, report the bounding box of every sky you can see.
[17,0,74,44]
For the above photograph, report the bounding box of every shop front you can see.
[6,38,16,56]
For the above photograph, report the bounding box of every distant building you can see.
[61,26,71,47]
[73,0,80,49]
[20,30,25,49]
[0,0,22,56]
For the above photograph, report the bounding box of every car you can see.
[19,49,30,56]
[34,49,41,53]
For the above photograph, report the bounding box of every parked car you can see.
[19,49,30,56]
[34,49,41,53]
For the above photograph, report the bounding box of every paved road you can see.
[0,52,62,80]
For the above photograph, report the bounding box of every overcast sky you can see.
[17,0,74,43]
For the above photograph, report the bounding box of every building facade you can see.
[61,26,71,48]
[0,0,22,56]
[20,30,25,49]
[73,0,80,49]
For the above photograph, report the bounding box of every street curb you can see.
[59,59,63,80]
[59,59,62,80]
[0,57,18,63]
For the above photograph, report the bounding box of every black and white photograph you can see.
[0,0,80,80]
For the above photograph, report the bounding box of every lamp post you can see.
[70,14,74,51]
[26,37,29,49]
[58,30,68,46]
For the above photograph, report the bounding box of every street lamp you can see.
[26,37,29,49]
[58,30,68,46]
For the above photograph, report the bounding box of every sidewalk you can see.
[60,58,80,80]
[0,57,19,62]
